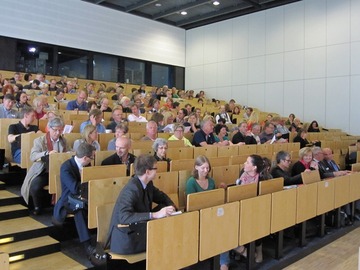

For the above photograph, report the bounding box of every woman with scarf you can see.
[21,117,69,215]
[234,154,272,263]
[291,147,318,176]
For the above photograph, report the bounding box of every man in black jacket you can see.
[108,154,175,254]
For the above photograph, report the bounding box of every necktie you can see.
[330,160,339,172]
[143,187,151,211]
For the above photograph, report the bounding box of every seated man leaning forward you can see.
[108,154,176,255]
[8,107,40,163]
[21,117,69,215]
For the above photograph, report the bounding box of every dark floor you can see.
[6,184,360,270]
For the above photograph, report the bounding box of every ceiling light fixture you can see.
[155,3,162,7]
[213,1,220,5]
[180,11,187,15]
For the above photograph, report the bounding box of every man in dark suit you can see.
[321,147,349,177]
[108,154,176,255]
[101,136,136,176]
[52,143,96,257]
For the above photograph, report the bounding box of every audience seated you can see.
[98,97,112,112]
[245,123,261,145]
[185,155,229,270]
[307,120,320,132]
[33,96,47,120]
[80,109,106,134]
[127,104,147,122]
[243,107,253,120]
[270,151,303,186]
[21,118,69,215]
[52,143,96,260]
[15,91,31,111]
[141,121,158,141]
[152,138,171,170]
[234,154,271,263]
[66,90,88,111]
[0,94,18,118]
[73,124,100,152]
[231,122,248,145]
[285,113,295,126]
[291,147,317,176]
[8,107,40,163]
[107,123,129,150]
[106,106,127,132]
[259,122,276,144]
[320,147,349,178]
[183,112,200,133]
[107,154,175,254]
[192,119,229,147]
[101,136,135,176]
[175,108,187,124]
[215,105,232,124]
[274,117,290,140]
[168,123,193,147]
[214,124,232,145]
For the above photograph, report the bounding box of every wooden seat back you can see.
[81,165,127,183]
[193,146,218,158]
[186,188,225,212]
[270,188,297,233]
[301,170,321,184]
[226,183,258,203]
[49,152,74,194]
[199,202,239,261]
[170,159,194,171]
[258,177,284,195]
[98,133,115,150]
[88,177,129,228]
[296,183,318,223]
[334,175,350,208]
[316,179,335,215]
[167,147,194,160]
[217,145,239,157]
[147,211,199,270]
[212,164,239,186]
[20,132,43,169]
[239,194,271,245]
[94,150,116,166]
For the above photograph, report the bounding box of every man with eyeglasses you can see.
[271,151,303,186]
[108,154,176,255]
[21,117,69,215]
[52,142,96,262]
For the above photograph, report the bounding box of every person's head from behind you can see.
[134,154,157,181]
[75,142,96,166]
[152,138,168,159]
[115,123,128,139]
[276,151,292,170]
[3,94,16,110]
[115,136,131,159]
[82,124,98,143]
[150,112,164,127]
[193,155,211,180]
[48,117,64,141]
[299,147,313,163]
[243,155,264,175]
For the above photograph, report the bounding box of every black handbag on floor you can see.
[67,194,88,213]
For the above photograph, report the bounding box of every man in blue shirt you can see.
[79,108,106,133]
[66,90,88,111]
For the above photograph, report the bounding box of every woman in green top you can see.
[185,155,215,195]
[185,155,230,270]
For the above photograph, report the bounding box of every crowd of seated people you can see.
[1,71,359,268]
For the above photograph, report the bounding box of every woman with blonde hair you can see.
[291,147,318,176]
[73,124,100,152]
[33,96,47,120]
